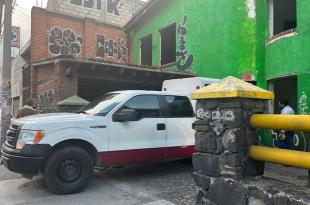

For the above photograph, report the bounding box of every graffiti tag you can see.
[38,90,56,113]
[196,108,235,121]
[96,34,128,63]
[48,26,83,57]
[196,108,212,120]
[107,0,121,15]
[299,91,308,114]
[176,15,194,71]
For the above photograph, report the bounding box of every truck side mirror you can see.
[113,109,138,122]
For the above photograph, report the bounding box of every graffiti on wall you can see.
[96,34,128,63]
[176,15,194,71]
[107,0,121,15]
[70,0,102,10]
[48,26,83,58]
[299,91,308,114]
[38,90,56,113]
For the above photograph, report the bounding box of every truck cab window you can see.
[165,96,194,118]
[122,95,160,118]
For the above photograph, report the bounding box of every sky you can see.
[0,0,48,63]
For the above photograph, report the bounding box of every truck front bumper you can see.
[1,143,52,174]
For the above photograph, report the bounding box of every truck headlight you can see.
[16,130,45,150]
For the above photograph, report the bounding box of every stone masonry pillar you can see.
[190,76,274,205]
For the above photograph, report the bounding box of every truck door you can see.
[106,94,167,165]
[163,95,195,159]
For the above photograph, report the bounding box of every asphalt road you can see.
[0,160,196,205]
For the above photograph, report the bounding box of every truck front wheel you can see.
[44,145,94,195]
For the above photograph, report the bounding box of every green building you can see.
[125,0,309,150]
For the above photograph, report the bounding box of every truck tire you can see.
[44,145,94,195]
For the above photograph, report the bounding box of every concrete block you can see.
[192,153,221,177]
[242,159,265,177]
[242,99,261,111]
[222,129,247,153]
[220,165,243,179]
[210,120,225,136]
[248,188,273,205]
[196,99,219,111]
[194,119,211,126]
[208,178,248,205]
[215,137,224,154]
[222,153,244,167]
[221,108,245,129]
[289,199,309,205]
[192,172,211,191]
[195,132,218,154]
[194,125,210,132]
[218,101,242,109]
[274,194,289,205]
[196,189,207,205]
[246,129,259,146]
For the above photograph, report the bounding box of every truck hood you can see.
[14,113,98,130]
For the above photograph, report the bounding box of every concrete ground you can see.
[0,161,309,205]
[0,160,196,205]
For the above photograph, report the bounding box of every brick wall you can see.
[31,7,129,109]
[36,64,57,113]
[31,7,128,62]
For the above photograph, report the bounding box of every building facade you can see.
[125,0,309,150]
[15,0,193,114]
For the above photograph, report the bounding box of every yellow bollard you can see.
[250,114,310,132]
[249,145,310,169]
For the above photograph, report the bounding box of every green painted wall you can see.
[130,0,310,150]
[264,0,310,115]
[130,0,261,80]
[262,0,310,150]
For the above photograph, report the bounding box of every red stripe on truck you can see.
[99,146,195,166]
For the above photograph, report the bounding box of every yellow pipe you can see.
[250,114,310,132]
[250,145,310,169]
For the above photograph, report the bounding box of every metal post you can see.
[0,0,4,34]
[1,0,12,144]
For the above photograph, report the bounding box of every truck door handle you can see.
[157,123,166,131]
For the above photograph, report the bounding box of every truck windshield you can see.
[78,93,125,116]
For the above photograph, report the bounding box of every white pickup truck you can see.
[1,91,195,194]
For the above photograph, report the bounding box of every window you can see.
[140,35,152,66]
[160,23,176,65]
[123,95,161,118]
[165,96,194,118]
[270,0,297,36]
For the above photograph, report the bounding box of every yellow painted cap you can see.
[191,76,274,100]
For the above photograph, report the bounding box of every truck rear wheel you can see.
[44,145,94,195]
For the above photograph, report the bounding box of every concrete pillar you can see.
[190,76,274,205]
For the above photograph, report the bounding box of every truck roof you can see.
[110,90,190,96]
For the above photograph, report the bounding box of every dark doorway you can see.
[78,78,161,102]
[140,34,152,66]
[268,76,297,114]
[273,0,297,35]
[160,23,176,65]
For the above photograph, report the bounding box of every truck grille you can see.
[5,124,20,148]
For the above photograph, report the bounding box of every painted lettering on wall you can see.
[48,26,83,58]
[96,34,128,63]
[177,15,194,71]
[196,108,235,121]
[38,90,56,113]
[107,0,121,15]
[70,0,102,10]
[299,91,308,114]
